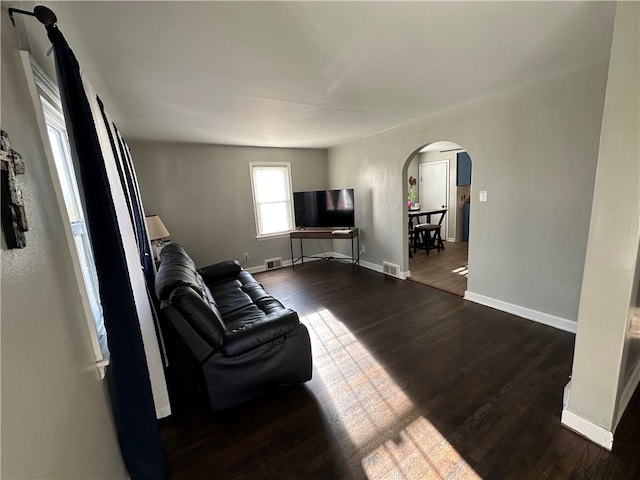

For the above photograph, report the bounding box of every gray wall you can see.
[1,9,127,479]
[328,60,608,324]
[130,141,328,268]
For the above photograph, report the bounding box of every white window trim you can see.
[21,52,110,378]
[249,162,294,239]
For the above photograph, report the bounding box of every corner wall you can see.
[563,2,640,449]
[1,7,127,478]
[130,141,328,268]
[328,60,608,325]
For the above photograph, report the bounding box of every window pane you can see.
[251,163,293,236]
[41,95,107,353]
[34,60,109,365]
[255,167,287,203]
[73,233,103,326]
[47,126,82,221]
[259,202,290,234]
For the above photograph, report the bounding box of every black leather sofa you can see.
[155,243,312,411]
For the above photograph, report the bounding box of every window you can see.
[30,59,109,373]
[249,163,294,237]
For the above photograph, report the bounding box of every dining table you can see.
[408,207,448,230]
[408,208,447,257]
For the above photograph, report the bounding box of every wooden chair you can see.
[408,226,415,258]
[413,211,446,255]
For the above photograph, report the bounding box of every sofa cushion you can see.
[223,304,267,332]
[242,282,284,310]
[255,296,286,315]
[198,260,242,284]
[241,282,270,302]
[195,272,221,312]
[236,270,260,287]
[169,286,226,349]
[223,308,301,356]
[211,281,254,316]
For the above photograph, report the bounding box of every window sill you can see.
[95,336,110,379]
[256,232,292,241]
[96,356,110,379]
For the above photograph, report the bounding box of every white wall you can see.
[563,2,640,448]
[328,60,608,325]
[130,141,328,269]
[1,7,127,478]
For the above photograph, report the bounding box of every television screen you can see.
[293,189,355,228]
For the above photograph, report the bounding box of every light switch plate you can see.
[479,190,488,202]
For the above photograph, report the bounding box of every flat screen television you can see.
[293,189,355,228]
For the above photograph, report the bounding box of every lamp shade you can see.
[145,215,170,241]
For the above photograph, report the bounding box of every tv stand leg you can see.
[290,236,295,269]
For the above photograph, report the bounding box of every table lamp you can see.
[145,214,170,261]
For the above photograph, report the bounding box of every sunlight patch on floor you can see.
[303,309,413,445]
[362,416,480,479]
[302,309,480,479]
[452,265,469,278]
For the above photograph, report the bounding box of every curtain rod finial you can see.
[34,5,57,26]
[7,5,57,27]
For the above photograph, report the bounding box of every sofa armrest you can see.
[198,260,242,283]
[223,309,300,356]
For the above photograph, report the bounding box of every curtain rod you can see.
[8,5,57,27]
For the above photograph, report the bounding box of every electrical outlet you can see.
[360,245,365,254]
[243,252,249,260]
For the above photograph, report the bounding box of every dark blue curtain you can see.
[46,25,165,479]
[96,99,154,279]
[97,100,166,359]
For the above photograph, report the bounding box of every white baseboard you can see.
[245,255,313,274]
[359,258,382,273]
[463,291,577,334]
[326,254,410,279]
[248,252,411,280]
[247,253,406,279]
[562,376,639,450]
[246,252,356,274]
[561,408,614,451]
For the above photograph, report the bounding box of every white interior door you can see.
[419,160,449,238]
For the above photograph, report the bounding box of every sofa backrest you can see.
[155,243,202,301]
[156,243,228,355]
[168,286,226,350]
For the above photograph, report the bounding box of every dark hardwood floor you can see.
[160,261,640,479]
[409,241,468,297]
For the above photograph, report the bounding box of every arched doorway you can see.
[403,141,472,296]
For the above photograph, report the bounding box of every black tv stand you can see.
[289,228,359,269]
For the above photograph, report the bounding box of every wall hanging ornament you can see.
[1,130,28,248]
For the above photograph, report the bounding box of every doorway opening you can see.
[404,141,472,296]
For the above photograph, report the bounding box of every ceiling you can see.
[21,1,616,149]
